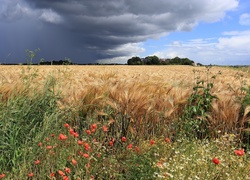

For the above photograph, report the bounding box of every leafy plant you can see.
[178,66,220,139]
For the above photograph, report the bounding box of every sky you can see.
[0,0,250,65]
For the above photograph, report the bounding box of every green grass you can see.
[0,67,249,179]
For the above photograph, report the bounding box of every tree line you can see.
[127,56,202,66]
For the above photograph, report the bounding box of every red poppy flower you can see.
[34,159,40,165]
[165,138,171,143]
[78,150,83,156]
[58,134,67,140]
[91,123,97,130]
[72,158,77,165]
[86,129,91,135]
[73,132,79,138]
[83,153,89,158]
[127,144,133,149]
[102,125,108,132]
[69,128,75,135]
[63,176,69,180]
[64,123,70,128]
[84,143,90,151]
[109,140,114,146]
[0,174,6,179]
[78,140,84,145]
[135,146,140,153]
[50,172,55,177]
[38,142,42,147]
[234,149,245,156]
[58,170,65,176]
[150,140,155,145]
[86,163,90,168]
[46,146,53,150]
[121,136,126,142]
[65,167,71,174]
[51,134,55,137]
[28,173,34,177]
[212,157,220,165]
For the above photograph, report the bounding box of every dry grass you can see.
[0,65,249,138]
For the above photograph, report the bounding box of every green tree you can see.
[145,55,160,65]
[127,57,142,65]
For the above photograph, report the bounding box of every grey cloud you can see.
[0,0,238,64]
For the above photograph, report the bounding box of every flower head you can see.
[58,170,65,176]
[64,123,70,128]
[127,143,133,149]
[234,149,245,156]
[69,128,75,135]
[72,158,77,165]
[86,129,91,135]
[212,157,220,165]
[46,146,53,150]
[77,140,84,145]
[34,159,40,165]
[150,140,155,145]
[165,138,171,143]
[63,176,69,180]
[0,174,6,179]
[109,140,114,146]
[65,167,71,174]
[73,132,79,138]
[91,123,97,130]
[121,136,126,142]
[84,143,90,151]
[58,134,67,140]
[135,146,140,153]
[102,125,108,132]
[83,153,89,158]
[28,173,34,177]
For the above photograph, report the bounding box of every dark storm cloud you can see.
[0,0,238,63]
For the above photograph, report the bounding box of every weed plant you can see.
[176,66,220,139]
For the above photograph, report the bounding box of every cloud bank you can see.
[0,0,239,63]
[154,30,250,65]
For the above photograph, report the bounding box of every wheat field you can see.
[0,65,249,138]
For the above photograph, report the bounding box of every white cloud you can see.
[154,31,250,65]
[104,43,145,56]
[200,0,239,22]
[239,13,250,26]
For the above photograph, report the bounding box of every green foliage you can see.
[127,55,196,65]
[227,72,250,147]
[127,56,142,65]
[0,74,62,173]
[177,66,220,139]
[165,56,194,65]
[145,55,160,65]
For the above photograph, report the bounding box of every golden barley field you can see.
[0,65,249,138]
